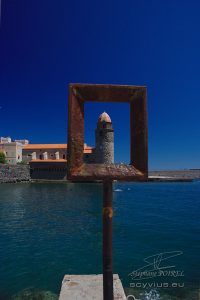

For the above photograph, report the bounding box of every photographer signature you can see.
[129,251,183,280]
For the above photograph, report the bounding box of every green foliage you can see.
[0,151,6,164]
[17,161,27,165]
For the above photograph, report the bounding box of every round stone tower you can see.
[95,112,114,164]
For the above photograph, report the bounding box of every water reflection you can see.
[0,182,199,299]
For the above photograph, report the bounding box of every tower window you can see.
[99,130,103,137]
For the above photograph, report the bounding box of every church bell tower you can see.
[95,112,114,164]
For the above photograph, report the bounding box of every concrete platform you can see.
[59,274,126,300]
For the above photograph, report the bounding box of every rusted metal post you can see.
[67,83,148,299]
[103,180,114,300]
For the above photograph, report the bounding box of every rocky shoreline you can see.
[149,169,200,181]
[0,164,31,183]
[0,164,200,183]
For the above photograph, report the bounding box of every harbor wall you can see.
[0,164,30,183]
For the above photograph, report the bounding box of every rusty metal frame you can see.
[67,83,148,182]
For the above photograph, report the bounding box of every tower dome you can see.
[98,112,112,123]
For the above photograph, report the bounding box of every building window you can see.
[39,154,42,160]
[63,154,66,159]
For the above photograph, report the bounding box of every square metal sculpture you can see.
[67,83,148,299]
[67,83,148,181]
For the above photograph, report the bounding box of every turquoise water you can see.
[0,182,199,299]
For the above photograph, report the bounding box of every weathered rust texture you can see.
[73,84,144,102]
[67,83,148,181]
[103,180,113,300]
[70,164,143,181]
[67,83,148,300]
[130,88,148,176]
[67,86,84,179]
[103,207,113,218]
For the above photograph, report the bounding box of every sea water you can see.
[0,181,199,299]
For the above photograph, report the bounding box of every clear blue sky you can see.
[0,0,200,170]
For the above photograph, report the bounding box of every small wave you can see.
[140,289,161,300]
[114,189,123,192]
[127,289,161,300]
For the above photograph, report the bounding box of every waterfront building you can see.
[0,112,114,173]
[0,136,29,164]
[14,139,29,145]
[27,144,93,180]
[27,112,114,179]
[22,144,69,162]
[0,142,23,164]
[0,137,11,143]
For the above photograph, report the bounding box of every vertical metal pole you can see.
[103,180,114,300]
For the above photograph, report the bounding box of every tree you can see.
[0,151,6,164]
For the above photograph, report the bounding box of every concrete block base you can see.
[59,274,126,300]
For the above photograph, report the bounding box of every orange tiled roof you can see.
[23,144,67,149]
[23,144,93,152]
[30,159,67,163]
[84,149,93,153]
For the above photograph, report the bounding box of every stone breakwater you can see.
[149,169,200,180]
[0,164,31,183]
[0,165,200,183]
